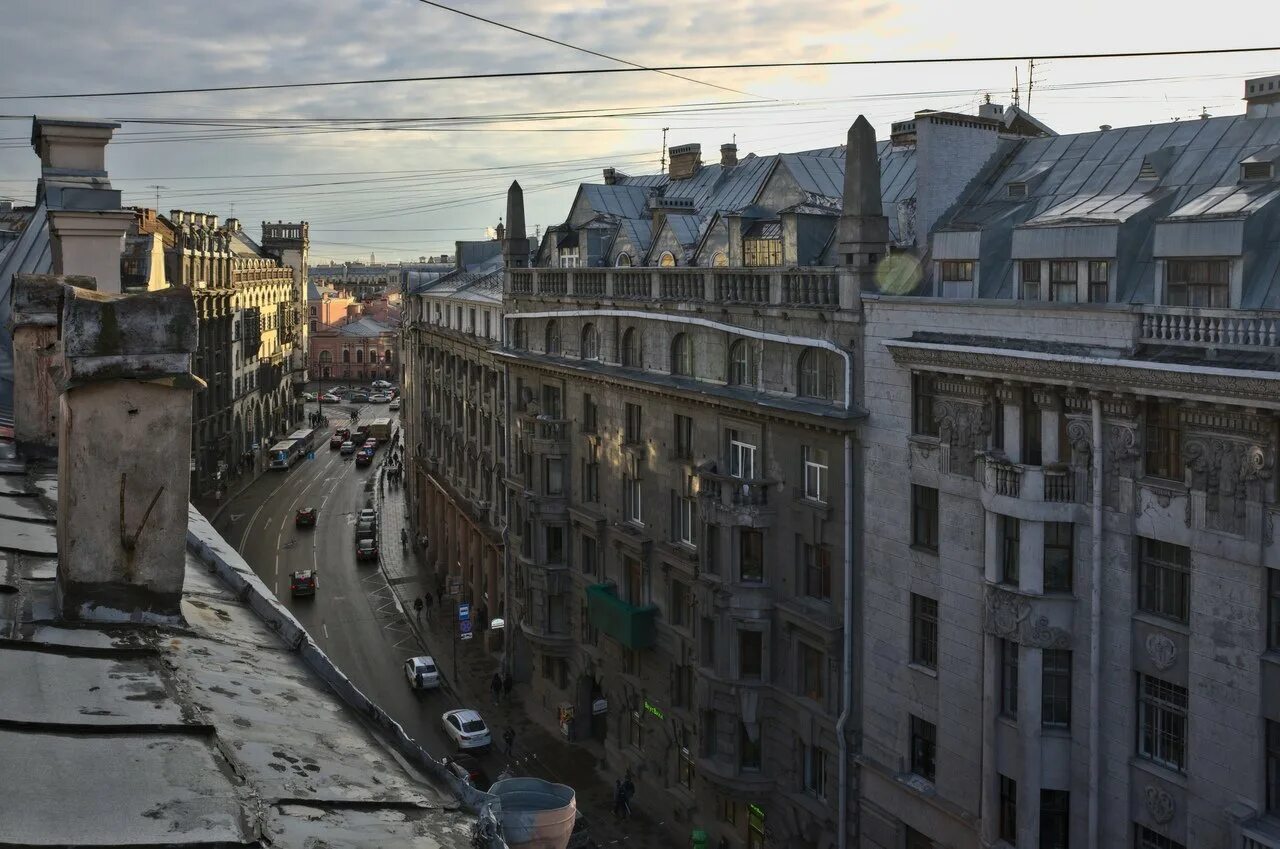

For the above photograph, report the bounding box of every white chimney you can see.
[56,285,201,623]
[48,210,135,293]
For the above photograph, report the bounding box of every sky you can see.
[0,0,1274,262]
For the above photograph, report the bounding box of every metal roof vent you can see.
[1242,162,1274,181]
[1138,160,1158,181]
[1007,182,1027,199]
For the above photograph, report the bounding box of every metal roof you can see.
[0,442,478,847]
[580,184,651,219]
[334,315,398,337]
[0,199,51,420]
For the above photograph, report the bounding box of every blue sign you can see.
[307,451,315,460]
[458,603,471,620]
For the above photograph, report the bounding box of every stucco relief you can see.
[984,585,1072,649]
[934,399,989,476]
[1184,436,1273,534]
[1143,784,1175,824]
[1145,632,1178,671]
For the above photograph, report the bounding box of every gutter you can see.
[1087,396,1103,848]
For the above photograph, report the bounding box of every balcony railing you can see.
[586,583,657,650]
[699,470,772,509]
[505,267,852,309]
[992,460,1022,497]
[1139,305,1280,351]
[536,418,569,441]
[983,455,1086,504]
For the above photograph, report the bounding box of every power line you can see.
[413,0,764,100]
[3,45,1276,101]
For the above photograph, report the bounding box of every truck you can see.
[368,417,393,443]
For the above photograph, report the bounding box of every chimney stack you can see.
[603,167,617,185]
[720,143,738,167]
[1245,74,1280,119]
[836,115,890,291]
[667,143,702,180]
[502,181,530,269]
[56,285,200,623]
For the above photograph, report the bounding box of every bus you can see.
[268,428,317,470]
[368,417,393,443]
[286,428,317,455]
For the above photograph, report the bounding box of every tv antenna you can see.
[660,127,670,172]
[146,184,167,211]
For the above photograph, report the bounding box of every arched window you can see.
[581,323,599,360]
[712,251,729,268]
[728,338,755,386]
[342,349,350,363]
[621,327,640,368]
[670,333,693,377]
[659,251,677,268]
[616,253,632,268]
[356,349,364,364]
[385,350,394,364]
[545,320,561,355]
[798,348,838,400]
[319,350,332,364]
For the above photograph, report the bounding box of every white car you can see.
[404,656,440,690]
[388,399,401,411]
[302,392,316,401]
[442,709,491,750]
[372,379,392,389]
[321,393,341,403]
[369,393,390,403]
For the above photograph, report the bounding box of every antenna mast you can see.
[1011,67,1020,108]
[660,127,670,172]
[1026,59,1036,113]
[146,184,167,211]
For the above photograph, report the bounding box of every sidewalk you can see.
[375,468,667,848]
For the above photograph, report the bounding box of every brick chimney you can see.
[667,143,702,180]
[8,274,94,455]
[720,143,738,167]
[56,285,200,623]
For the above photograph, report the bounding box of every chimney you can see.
[977,101,1005,121]
[1245,74,1280,119]
[56,285,200,624]
[48,210,135,293]
[603,167,617,185]
[8,273,95,455]
[836,115,890,291]
[503,181,530,269]
[667,143,702,180]
[496,221,506,242]
[720,143,738,167]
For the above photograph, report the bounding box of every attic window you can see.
[1242,162,1274,182]
[1007,182,1027,198]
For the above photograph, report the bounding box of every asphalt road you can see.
[218,404,508,785]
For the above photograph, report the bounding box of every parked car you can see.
[443,754,490,791]
[340,441,356,455]
[295,507,317,528]
[355,520,376,546]
[355,449,373,467]
[351,393,370,403]
[321,393,341,403]
[301,392,316,401]
[403,656,441,691]
[370,393,390,403]
[441,709,491,751]
[356,537,378,561]
[372,379,392,389]
[329,434,344,449]
[362,439,378,452]
[388,399,401,411]
[289,570,317,596]
[358,508,378,525]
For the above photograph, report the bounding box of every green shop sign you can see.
[643,699,664,720]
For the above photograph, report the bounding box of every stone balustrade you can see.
[1139,305,1280,350]
[505,266,855,309]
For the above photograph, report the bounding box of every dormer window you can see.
[1007,182,1027,199]
[939,260,975,298]
[1166,258,1230,307]
[1242,162,1274,182]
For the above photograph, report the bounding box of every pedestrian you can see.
[490,672,502,706]
[423,590,433,622]
[502,727,515,756]
[613,779,625,818]
[502,670,513,702]
[622,771,635,819]
[413,597,423,621]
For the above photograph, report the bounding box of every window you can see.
[673,414,693,460]
[514,319,528,349]
[677,726,696,789]
[798,348,837,400]
[624,402,642,444]
[1088,260,1109,303]
[1267,719,1280,813]
[545,526,564,564]
[671,333,693,376]
[1049,260,1077,302]
[1021,260,1042,300]
[624,557,646,605]
[675,477,698,547]
[911,594,938,669]
[716,796,737,826]
[911,485,939,551]
[629,708,644,749]
[1166,258,1230,307]
[1000,516,1021,586]
[1138,538,1190,623]
[659,251,677,268]
[912,373,938,437]
[616,252,632,267]
[909,715,936,781]
[484,311,491,337]
[802,446,828,502]
[582,393,598,434]
[703,524,719,575]
[739,722,762,769]
[728,430,756,480]
[1144,400,1182,481]
[799,642,824,701]
[803,744,828,799]
[712,250,729,267]
[998,774,1017,844]
[544,320,561,355]
[559,247,579,268]
[1137,673,1188,772]
[743,237,782,267]
[671,581,692,629]
[581,323,598,360]
[728,338,755,386]
[1136,825,1186,849]
[625,472,643,525]
[739,630,763,679]
[1040,790,1069,849]
[747,804,765,849]
[580,536,597,575]
[739,528,764,583]
[621,327,640,367]
[1044,523,1074,592]
[700,616,716,668]
[544,458,564,495]
[1270,569,1280,651]
[940,260,974,282]
[999,638,1019,718]
[905,828,934,849]
[1042,649,1072,729]
[802,542,831,600]
[582,443,600,502]
[1022,387,1043,465]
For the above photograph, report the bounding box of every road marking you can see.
[229,512,245,523]
[323,623,329,639]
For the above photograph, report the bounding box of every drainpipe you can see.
[835,359,856,849]
[1088,395,1103,849]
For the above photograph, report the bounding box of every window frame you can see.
[1000,515,1021,586]
[1088,259,1110,303]
[911,485,939,552]
[909,715,937,782]
[581,323,599,360]
[728,430,757,480]
[940,260,974,282]
[1138,537,1190,624]
[1049,259,1078,302]
[1044,522,1074,592]
[739,528,764,583]
[728,338,755,386]
[1165,258,1230,308]
[1040,789,1070,849]
[999,638,1019,718]
[802,541,831,601]
[673,414,694,460]
[544,319,561,355]
[798,348,837,400]
[998,774,1018,844]
[1269,569,1280,652]
[621,326,640,368]
[670,332,693,377]
[803,743,828,799]
[1021,259,1042,301]
[910,594,939,669]
[1135,825,1186,849]
[743,237,782,268]
[1143,400,1182,482]
[1041,649,1072,729]
[802,445,829,503]
[1136,673,1188,773]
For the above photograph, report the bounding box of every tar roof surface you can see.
[0,440,476,848]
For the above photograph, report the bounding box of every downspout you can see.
[836,357,855,849]
[1088,395,1103,849]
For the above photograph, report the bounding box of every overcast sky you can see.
[0,0,1273,262]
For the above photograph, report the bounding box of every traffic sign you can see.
[458,603,471,620]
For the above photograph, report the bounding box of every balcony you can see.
[981,455,1087,521]
[504,267,855,310]
[586,583,657,650]
[1139,305,1280,352]
[698,470,775,526]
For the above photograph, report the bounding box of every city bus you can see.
[368,418,393,443]
[286,428,317,455]
[268,428,317,470]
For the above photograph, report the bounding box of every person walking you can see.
[502,670,513,702]
[413,597,423,621]
[613,779,625,819]
[490,672,503,706]
[622,771,635,819]
[502,727,515,756]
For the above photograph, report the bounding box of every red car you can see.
[363,439,378,451]
[295,507,317,528]
[289,570,317,596]
[335,427,351,441]
[355,450,373,467]
[329,434,344,449]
